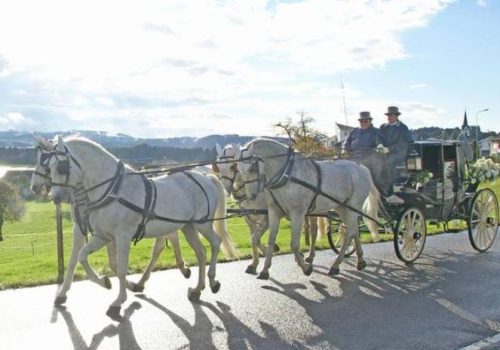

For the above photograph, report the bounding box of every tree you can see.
[274,111,329,155]
[0,179,26,241]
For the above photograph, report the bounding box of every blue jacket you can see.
[344,126,379,153]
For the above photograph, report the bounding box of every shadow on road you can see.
[51,247,500,350]
[56,302,142,350]
[136,294,297,350]
[259,249,500,349]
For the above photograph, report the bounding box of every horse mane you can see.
[63,135,119,161]
[243,137,288,157]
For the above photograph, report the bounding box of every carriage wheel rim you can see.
[396,208,426,262]
[469,189,498,251]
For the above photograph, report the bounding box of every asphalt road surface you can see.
[1,230,500,350]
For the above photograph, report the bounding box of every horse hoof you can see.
[257,271,269,280]
[304,264,313,276]
[328,267,340,276]
[54,295,67,305]
[210,281,221,294]
[103,277,112,289]
[245,265,257,275]
[183,268,191,279]
[274,244,280,252]
[106,306,122,321]
[130,283,144,293]
[305,256,314,264]
[188,288,201,301]
[357,261,367,271]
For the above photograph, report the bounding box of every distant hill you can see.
[0,130,288,149]
[0,127,497,150]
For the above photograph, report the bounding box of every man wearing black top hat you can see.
[343,111,379,158]
[377,106,413,202]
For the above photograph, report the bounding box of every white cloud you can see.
[0,0,455,137]
[477,0,487,7]
[0,112,33,127]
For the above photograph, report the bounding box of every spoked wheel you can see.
[394,207,427,264]
[327,221,356,256]
[468,188,499,252]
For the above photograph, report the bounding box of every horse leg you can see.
[181,224,206,301]
[246,221,269,275]
[55,225,86,305]
[107,237,131,319]
[305,217,318,264]
[290,214,313,276]
[329,210,357,276]
[245,216,267,255]
[353,230,367,271]
[169,232,191,279]
[128,236,166,293]
[78,235,112,289]
[258,209,281,280]
[196,222,222,294]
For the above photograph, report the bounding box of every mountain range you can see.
[0,130,280,149]
[0,127,497,149]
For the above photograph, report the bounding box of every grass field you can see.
[0,180,498,290]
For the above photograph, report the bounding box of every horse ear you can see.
[234,144,241,153]
[34,135,55,150]
[216,143,222,155]
[56,135,66,151]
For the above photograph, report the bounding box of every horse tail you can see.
[360,165,381,243]
[208,174,239,259]
[317,217,328,241]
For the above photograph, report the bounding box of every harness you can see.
[240,146,383,225]
[39,146,214,244]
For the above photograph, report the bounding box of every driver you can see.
[377,106,413,203]
[343,111,378,159]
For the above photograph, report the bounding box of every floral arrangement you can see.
[467,157,500,185]
[412,170,433,188]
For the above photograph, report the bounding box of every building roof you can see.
[335,122,354,131]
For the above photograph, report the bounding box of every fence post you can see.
[56,203,64,283]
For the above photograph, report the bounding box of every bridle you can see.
[238,146,294,194]
[34,146,83,189]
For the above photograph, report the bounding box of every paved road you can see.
[1,231,500,350]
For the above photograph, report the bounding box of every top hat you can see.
[385,106,401,116]
[358,111,372,120]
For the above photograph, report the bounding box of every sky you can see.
[0,0,498,139]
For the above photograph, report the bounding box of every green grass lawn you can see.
[1,180,498,290]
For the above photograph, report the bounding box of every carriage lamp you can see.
[406,150,422,171]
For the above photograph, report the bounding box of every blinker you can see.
[57,159,70,175]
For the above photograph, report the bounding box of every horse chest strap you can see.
[132,176,157,244]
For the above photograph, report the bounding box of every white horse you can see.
[215,143,328,275]
[237,138,380,278]
[30,142,191,305]
[37,135,238,318]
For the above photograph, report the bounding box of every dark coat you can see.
[377,121,413,162]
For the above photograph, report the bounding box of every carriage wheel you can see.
[394,207,426,264]
[327,221,356,257]
[468,188,499,252]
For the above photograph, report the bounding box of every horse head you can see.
[237,142,265,201]
[215,143,241,195]
[45,136,83,204]
[31,135,55,195]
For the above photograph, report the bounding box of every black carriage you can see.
[327,140,499,263]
